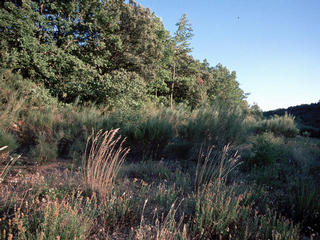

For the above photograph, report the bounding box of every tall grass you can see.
[82,129,129,200]
[194,144,240,192]
[189,143,299,239]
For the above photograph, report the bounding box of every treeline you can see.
[0,0,245,110]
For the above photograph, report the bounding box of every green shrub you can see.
[0,71,23,130]
[30,132,58,164]
[103,107,175,160]
[243,132,282,170]
[56,104,105,159]
[0,130,19,153]
[125,116,174,159]
[179,105,247,150]
[255,113,299,138]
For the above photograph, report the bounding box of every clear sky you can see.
[137,0,320,111]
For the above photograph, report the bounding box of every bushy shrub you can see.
[125,116,174,159]
[103,106,175,160]
[255,113,299,138]
[179,105,248,154]
[0,130,19,153]
[4,197,92,240]
[243,132,282,170]
[30,132,58,165]
[56,104,105,159]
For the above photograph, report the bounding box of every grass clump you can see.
[82,129,129,200]
[189,178,299,240]
[188,144,299,240]
[287,177,320,234]
[133,200,187,240]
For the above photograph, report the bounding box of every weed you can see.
[194,144,240,192]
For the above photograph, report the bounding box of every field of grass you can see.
[1,71,320,239]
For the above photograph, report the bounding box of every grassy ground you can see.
[1,133,319,239]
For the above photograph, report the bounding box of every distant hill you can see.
[264,102,320,137]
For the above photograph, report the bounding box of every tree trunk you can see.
[170,61,176,109]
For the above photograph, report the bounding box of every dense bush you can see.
[255,113,299,138]
[242,132,283,170]
[30,132,58,165]
[102,107,176,160]
[179,104,248,150]
[0,130,19,153]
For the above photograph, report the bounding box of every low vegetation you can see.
[0,1,319,239]
[1,76,318,238]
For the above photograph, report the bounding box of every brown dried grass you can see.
[82,129,129,199]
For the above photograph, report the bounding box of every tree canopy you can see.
[0,0,247,109]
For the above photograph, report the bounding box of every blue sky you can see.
[137,0,320,110]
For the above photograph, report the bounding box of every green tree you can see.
[207,63,245,106]
[0,0,164,106]
[170,14,194,108]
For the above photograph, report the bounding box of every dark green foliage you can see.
[0,130,19,153]
[0,1,246,109]
[103,107,175,160]
[0,0,164,105]
[30,132,58,164]
[179,104,248,149]
[243,133,282,170]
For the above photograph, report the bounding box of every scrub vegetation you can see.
[1,1,319,239]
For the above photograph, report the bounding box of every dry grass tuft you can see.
[134,199,187,240]
[195,144,239,192]
[82,129,129,199]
